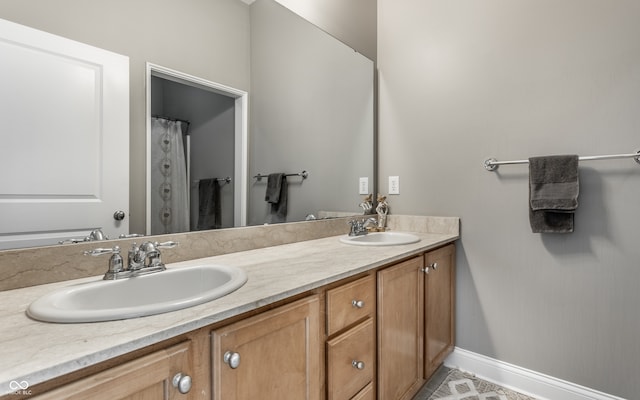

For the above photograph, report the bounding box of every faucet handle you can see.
[83,246,120,257]
[156,241,178,249]
[118,233,145,239]
[84,246,124,279]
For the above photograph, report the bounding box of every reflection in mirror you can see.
[0,17,130,250]
[0,0,374,249]
[248,0,374,226]
[146,0,374,234]
[149,75,239,234]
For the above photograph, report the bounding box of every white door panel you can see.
[0,18,129,249]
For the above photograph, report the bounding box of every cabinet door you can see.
[211,296,321,400]
[424,244,456,379]
[377,256,424,400]
[33,341,193,400]
[351,382,374,400]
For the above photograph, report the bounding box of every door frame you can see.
[145,63,248,234]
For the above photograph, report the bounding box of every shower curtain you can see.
[150,117,189,234]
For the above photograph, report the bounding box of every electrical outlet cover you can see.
[359,177,369,195]
[389,176,400,194]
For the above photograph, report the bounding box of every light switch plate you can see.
[389,176,400,195]
[359,177,369,195]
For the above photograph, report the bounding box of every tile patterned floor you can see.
[413,368,538,400]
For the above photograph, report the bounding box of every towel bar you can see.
[192,177,231,185]
[253,170,308,181]
[484,151,640,171]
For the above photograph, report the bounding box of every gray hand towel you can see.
[265,173,287,223]
[528,155,579,233]
[265,173,284,203]
[197,178,221,230]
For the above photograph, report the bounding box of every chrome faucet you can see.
[348,217,377,236]
[128,241,173,272]
[84,240,178,280]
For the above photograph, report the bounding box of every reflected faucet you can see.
[59,229,109,244]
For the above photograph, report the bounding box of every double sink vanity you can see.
[0,215,459,400]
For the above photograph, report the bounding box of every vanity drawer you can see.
[326,318,375,400]
[326,275,375,336]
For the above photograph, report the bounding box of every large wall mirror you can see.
[0,0,374,250]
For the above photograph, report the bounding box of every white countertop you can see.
[0,231,458,396]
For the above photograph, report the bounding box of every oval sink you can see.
[26,264,248,323]
[339,232,421,246]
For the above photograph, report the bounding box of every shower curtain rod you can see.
[152,115,191,126]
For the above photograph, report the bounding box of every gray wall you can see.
[0,0,251,235]
[274,0,377,61]
[249,0,374,225]
[378,0,640,398]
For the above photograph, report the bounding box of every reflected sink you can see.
[339,232,421,246]
[26,264,248,323]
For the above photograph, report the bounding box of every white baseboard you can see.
[444,347,626,400]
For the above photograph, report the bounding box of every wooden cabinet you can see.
[326,274,376,400]
[32,341,194,400]
[377,244,456,400]
[211,295,321,400]
[351,382,374,400]
[28,241,456,400]
[377,256,425,400]
[424,244,456,378]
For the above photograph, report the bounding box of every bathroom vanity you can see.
[0,216,458,400]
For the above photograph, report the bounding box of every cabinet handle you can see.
[172,373,192,394]
[352,299,365,308]
[352,360,365,370]
[422,262,438,274]
[224,351,241,369]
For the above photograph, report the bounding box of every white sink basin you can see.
[26,264,248,323]
[339,232,421,246]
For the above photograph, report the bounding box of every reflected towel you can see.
[265,173,287,223]
[197,178,221,230]
[528,155,579,233]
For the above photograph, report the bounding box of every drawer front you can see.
[326,275,375,336]
[327,318,375,400]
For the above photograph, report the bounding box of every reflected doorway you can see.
[146,64,248,235]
